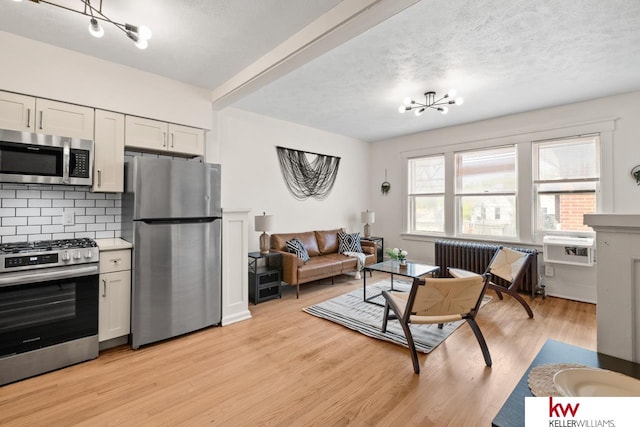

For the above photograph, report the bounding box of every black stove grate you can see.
[0,238,97,254]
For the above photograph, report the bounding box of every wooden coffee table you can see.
[363,260,439,305]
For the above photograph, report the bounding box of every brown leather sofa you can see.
[270,228,377,298]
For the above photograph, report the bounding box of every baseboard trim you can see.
[222,310,252,326]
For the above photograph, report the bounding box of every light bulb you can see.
[403,97,412,106]
[88,18,104,38]
[135,38,149,49]
[447,89,457,98]
[415,108,424,117]
[455,97,464,105]
[398,105,406,114]
[440,107,449,114]
[138,25,152,40]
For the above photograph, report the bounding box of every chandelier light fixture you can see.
[13,0,152,49]
[398,89,464,116]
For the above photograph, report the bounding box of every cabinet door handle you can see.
[26,108,31,128]
[162,131,167,147]
[39,111,44,130]
[171,133,174,148]
[102,279,107,297]
[110,258,122,264]
[97,169,102,187]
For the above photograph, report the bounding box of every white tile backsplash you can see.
[0,183,121,243]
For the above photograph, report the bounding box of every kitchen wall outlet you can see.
[544,265,554,277]
[62,210,74,225]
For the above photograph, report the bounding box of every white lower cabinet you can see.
[98,248,132,342]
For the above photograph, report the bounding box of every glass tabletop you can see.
[365,260,439,278]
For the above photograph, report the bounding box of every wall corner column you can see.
[221,208,252,325]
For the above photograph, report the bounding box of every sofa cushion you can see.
[338,231,362,253]
[286,237,310,262]
[297,256,342,282]
[271,231,320,256]
[315,228,343,254]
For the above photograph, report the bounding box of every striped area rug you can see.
[303,279,490,353]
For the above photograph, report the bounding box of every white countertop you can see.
[584,213,640,229]
[95,238,133,251]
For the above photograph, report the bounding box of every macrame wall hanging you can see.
[276,146,341,200]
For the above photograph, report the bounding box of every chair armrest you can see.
[361,240,376,255]
[448,267,481,279]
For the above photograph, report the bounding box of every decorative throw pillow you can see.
[338,232,362,253]
[286,237,310,262]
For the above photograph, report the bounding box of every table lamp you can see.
[255,212,274,254]
[361,210,375,238]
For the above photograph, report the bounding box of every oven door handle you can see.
[0,265,99,288]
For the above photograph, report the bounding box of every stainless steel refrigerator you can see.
[121,157,222,349]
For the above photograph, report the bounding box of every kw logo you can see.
[549,396,580,417]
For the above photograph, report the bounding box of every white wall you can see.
[0,31,212,129]
[216,108,370,253]
[370,90,640,303]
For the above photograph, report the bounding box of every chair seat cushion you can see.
[384,291,464,324]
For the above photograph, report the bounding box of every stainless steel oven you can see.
[0,129,93,186]
[0,239,100,386]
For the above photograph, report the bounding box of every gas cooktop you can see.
[0,238,98,255]
[0,238,100,273]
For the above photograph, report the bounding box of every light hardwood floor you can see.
[0,273,596,426]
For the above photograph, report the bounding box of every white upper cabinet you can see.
[168,123,204,157]
[125,115,204,157]
[93,110,125,193]
[0,91,94,139]
[0,91,35,132]
[36,98,95,140]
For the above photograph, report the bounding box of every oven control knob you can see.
[62,251,70,261]
[74,251,81,260]
[85,250,93,259]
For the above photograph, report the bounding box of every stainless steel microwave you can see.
[0,129,93,186]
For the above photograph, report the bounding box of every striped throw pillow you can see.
[286,237,310,262]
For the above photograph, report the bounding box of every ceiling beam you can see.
[210,0,420,109]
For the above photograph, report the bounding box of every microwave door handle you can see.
[62,141,70,184]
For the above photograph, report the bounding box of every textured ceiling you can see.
[234,0,640,141]
[2,0,640,142]
[0,0,343,90]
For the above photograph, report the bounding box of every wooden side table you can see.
[361,236,383,262]
[248,251,282,304]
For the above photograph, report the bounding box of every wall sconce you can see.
[361,210,375,238]
[254,212,274,254]
[632,165,640,185]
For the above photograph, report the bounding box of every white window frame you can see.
[400,118,615,246]
[454,145,519,240]
[532,134,601,243]
[407,154,445,234]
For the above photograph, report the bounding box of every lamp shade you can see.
[361,211,375,224]
[255,214,274,232]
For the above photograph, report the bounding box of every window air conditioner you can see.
[542,235,595,267]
